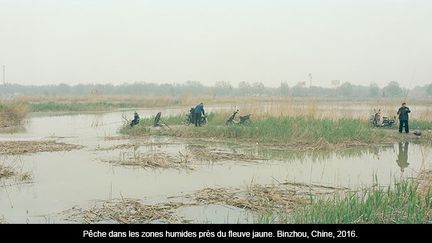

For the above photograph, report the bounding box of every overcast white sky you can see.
[0,0,431,88]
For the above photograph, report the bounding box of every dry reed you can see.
[0,141,83,155]
[65,199,183,224]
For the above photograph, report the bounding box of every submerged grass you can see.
[0,163,31,181]
[106,152,192,169]
[280,177,432,224]
[0,164,15,178]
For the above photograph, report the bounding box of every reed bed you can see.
[290,178,432,224]
[0,163,31,181]
[193,183,342,212]
[194,186,303,211]
[0,141,83,155]
[0,164,15,179]
[186,146,264,162]
[0,100,29,128]
[63,181,347,224]
[23,95,432,121]
[95,143,137,151]
[65,199,183,224]
[121,113,387,148]
[106,152,192,169]
[104,145,261,169]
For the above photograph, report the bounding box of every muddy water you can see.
[1,108,431,223]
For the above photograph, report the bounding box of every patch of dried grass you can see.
[0,165,15,178]
[194,183,347,211]
[96,144,136,151]
[103,136,130,141]
[0,164,31,181]
[96,141,178,151]
[0,141,83,155]
[0,100,29,128]
[108,152,192,169]
[65,199,183,224]
[187,146,264,162]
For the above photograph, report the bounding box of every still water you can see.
[0,108,431,223]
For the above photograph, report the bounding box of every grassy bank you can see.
[0,100,29,128]
[292,178,432,223]
[411,120,432,130]
[256,173,432,224]
[121,113,389,148]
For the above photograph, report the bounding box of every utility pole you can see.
[2,65,5,85]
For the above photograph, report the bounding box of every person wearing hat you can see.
[397,102,411,133]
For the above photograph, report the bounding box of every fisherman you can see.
[193,102,205,127]
[374,109,382,126]
[397,102,411,133]
[188,107,195,125]
[130,111,140,127]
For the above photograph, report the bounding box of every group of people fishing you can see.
[372,102,412,133]
[131,101,413,135]
[130,101,253,128]
[129,102,206,127]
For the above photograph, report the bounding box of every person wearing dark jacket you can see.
[397,102,411,133]
[193,102,205,127]
[130,111,140,127]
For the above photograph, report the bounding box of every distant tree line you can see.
[1,81,431,98]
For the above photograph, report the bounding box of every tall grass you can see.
[121,113,384,147]
[0,100,29,127]
[291,180,432,224]
[410,120,432,130]
[22,95,432,124]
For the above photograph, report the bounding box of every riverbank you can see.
[120,113,432,149]
[0,100,29,128]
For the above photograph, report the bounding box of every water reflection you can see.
[2,109,432,223]
[396,142,409,173]
[242,144,396,163]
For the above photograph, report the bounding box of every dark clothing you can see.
[193,104,205,127]
[130,114,140,127]
[399,120,409,133]
[193,113,201,127]
[194,104,205,116]
[226,111,238,125]
[397,106,411,121]
[397,106,410,133]
[396,142,409,172]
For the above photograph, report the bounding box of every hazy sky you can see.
[0,0,431,88]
